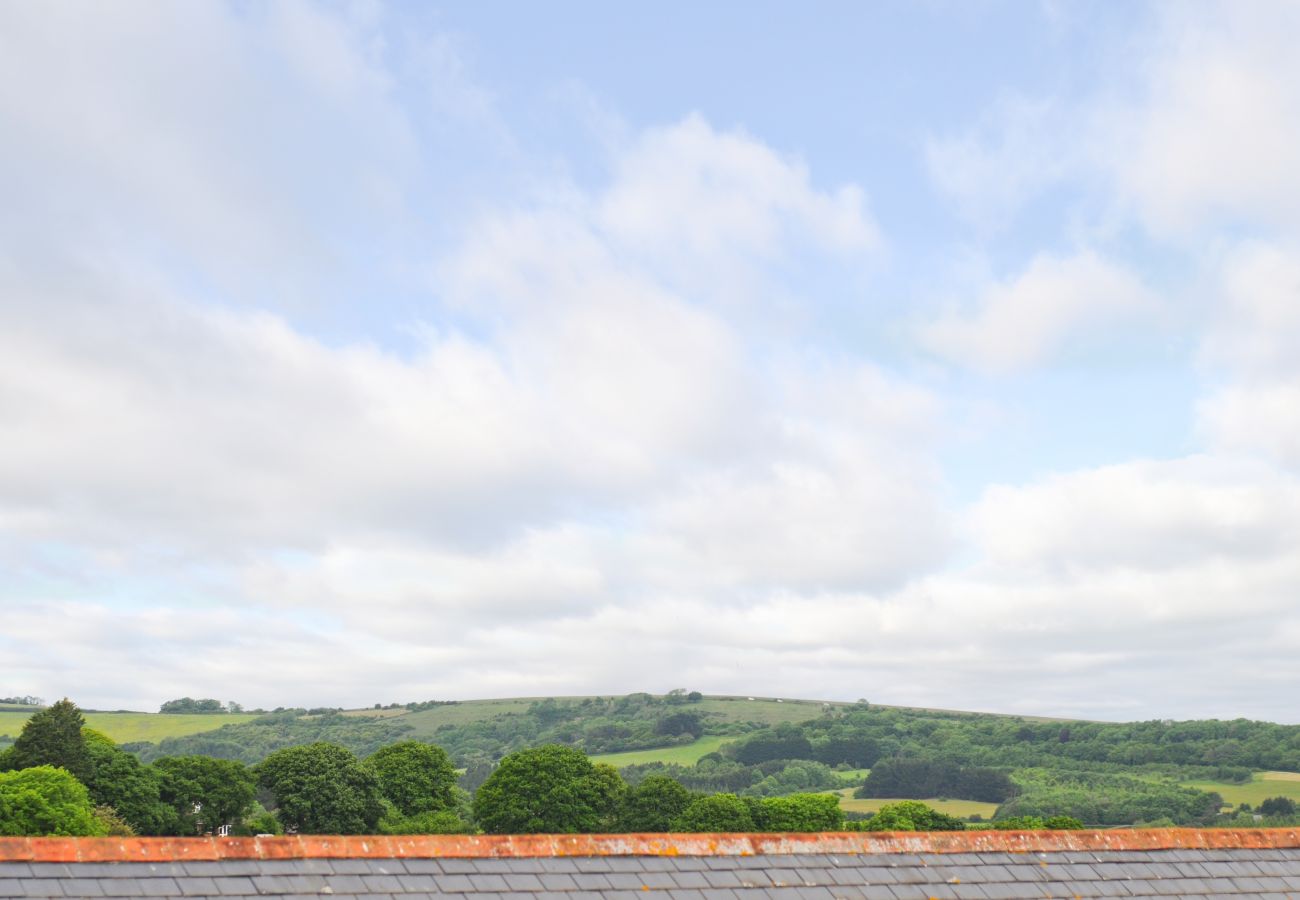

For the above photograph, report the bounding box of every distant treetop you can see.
[159,698,243,714]
[0,696,44,707]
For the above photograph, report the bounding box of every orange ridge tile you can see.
[7,829,1300,862]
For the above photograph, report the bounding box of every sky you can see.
[3,1,1300,722]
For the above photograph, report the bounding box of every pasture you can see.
[1181,771,1300,809]
[0,711,259,744]
[823,787,999,819]
[589,735,731,767]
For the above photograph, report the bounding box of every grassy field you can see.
[1181,771,1300,809]
[0,711,260,744]
[589,735,732,767]
[822,787,999,819]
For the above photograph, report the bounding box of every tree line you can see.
[0,698,1079,837]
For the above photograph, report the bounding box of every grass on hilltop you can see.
[589,735,732,767]
[0,711,260,744]
[822,787,1000,819]
[1181,771,1300,809]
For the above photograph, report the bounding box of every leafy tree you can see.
[856,757,1017,803]
[92,805,137,836]
[153,755,256,835]
[82,729,170,835]
[365,741,457,817]
[232,802,283,836]
[655,712,704,739]
[0,766,107,836]
[459,759,495,793]
[975,815,1084,830]
[1258,796,1297,817]
[159,698,229,714]
[257,742,384,834]
[732,725,813,765]
[753,793,844,832]
[9,698,92,782]
[378,809,470,834]
[671,793,755,832]
[616,775,694,832]
[472,744,624,834]
[858,801,966,832]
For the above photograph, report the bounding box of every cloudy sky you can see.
[4,1,1300,721]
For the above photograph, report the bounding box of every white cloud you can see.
[0,36,942,710]
[919,250,1157,373]
[1098,3,1300,238]
[925,97,1076,230]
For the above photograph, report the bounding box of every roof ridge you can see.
[4,829,1300,862]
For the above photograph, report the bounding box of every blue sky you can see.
[3,1,1300,721]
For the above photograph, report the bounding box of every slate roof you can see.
[4,831,1300,900]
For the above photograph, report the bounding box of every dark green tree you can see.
[159,698,228,714]
[859,800,966,831]
[1259,796,1297,817]
[472,745,624,834]
[153,755,257,834]
[753,793,844,832]
[82,730,170,835]
[365,741,457,817]
[616,775,693,832]
[9,698,92,782]
[0,766,107,836]
[257,743,383,834]
[670,793,755,832]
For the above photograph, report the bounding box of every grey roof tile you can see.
[795,886,838,900]
[602,872,646,890]
[535,871,579,890]
[250,873,331,894]
[600,891,650,900]
[702,869,749,888]
[175,875,219,896]
[209,876,258,896]
[573,859,614,874]
[880,867,933,886]
[466,873,511,892]
[974,881,1051,899]
[436,873,477,891]
[569,872,612,890]
[671,869,714,889]
[663,889,708,900]
[502,872,547,891]
[58,877,105,896]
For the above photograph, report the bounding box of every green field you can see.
[1181,771,1300,809]
[823,787,999,819]
[0,711,259,744]
[589,735,731,767]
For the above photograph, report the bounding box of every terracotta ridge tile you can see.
[7,829,1300,862]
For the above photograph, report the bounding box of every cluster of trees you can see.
[133,710,417,764]
[856,758,1019,803]
[159,698,244,715]
[995,769,1223,827]
[0,695,43,707]
[15,693,1300,834]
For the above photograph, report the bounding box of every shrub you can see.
[0,766,107,836]
[670,793,754,832]
[850,801,966,832]
[473,745,624,834]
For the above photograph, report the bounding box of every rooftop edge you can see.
[4,829,1300,862]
